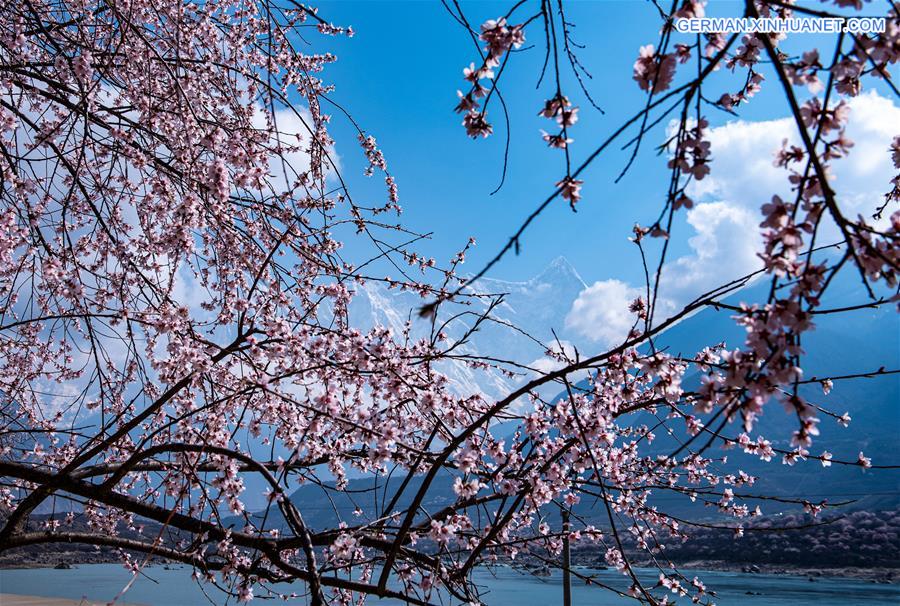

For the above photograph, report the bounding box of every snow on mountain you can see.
[348,257,589,401]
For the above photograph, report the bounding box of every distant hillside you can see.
[627,509,900,569]
[608,269,900,516]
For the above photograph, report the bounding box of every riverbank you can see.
[661,560,897,584]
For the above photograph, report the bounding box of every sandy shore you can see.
[0,595,144,605]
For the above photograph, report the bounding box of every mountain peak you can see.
[533,256,586,288]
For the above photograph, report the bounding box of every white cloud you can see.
[254,105,341,192]
[658,201,761,303]
[566,91,899,344]
[687,117,793,204]
[692,90,899,235]
[529,340,579,375]
[565,279,643,346]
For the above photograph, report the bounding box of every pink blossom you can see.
[633,45,677,93]
[556,176,584,208]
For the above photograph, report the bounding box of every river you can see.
[1,563,899,605]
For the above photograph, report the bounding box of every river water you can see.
[1,563,899,605]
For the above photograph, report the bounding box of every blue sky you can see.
[311,0,897,292]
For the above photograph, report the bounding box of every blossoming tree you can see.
[0,1,898,605]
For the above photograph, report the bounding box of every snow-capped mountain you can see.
[349,256,589,400]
